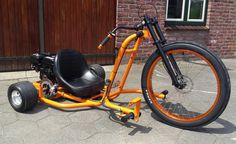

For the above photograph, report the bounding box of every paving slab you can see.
[23,129,62,144]
[0,96,8,105]
[37,115,71,132]
[0,112,17,126]
[78,133,125,144]
[59,123,99,142]
[16,105,49,122]
[0,103,16,113]
[0,136,24,144]
[176,130,217,144]
[0,124,3,137]
[69,110,102,123]
[3,120,38,138]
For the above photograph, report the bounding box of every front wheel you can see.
[141,42,231,128]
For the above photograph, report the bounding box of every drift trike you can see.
[8,13,230,128]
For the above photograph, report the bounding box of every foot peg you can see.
[121,113,134,123]
[128,97,141,122]
[120,112,142,123]
[161,90,168,95]
[118,97,141,123]
[112,97,141,123]
[155,90,168,99]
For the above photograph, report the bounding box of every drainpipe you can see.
[38,0,45,53]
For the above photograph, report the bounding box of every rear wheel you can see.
[141,42,230,128]
[8,81,38,113]
[89,64,106,79]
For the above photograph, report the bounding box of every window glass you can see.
[189,0,204,20]
[165,0,208,26]
[167,0,184,19]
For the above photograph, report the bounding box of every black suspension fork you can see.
[168,54,183,76]
[153,17,183,76]
[152,17,183,76]
[144,15,182,88]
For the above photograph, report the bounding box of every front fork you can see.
[144,15,183,88]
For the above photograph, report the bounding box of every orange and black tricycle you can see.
[8,14,231,128]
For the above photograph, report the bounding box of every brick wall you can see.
[207,0,236,57]
[116,0,236,61]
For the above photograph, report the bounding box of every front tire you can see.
[141,42,231,128]
[8,81,38,113]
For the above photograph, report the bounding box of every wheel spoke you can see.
[191,89,217,94]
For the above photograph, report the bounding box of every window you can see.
[165,0,208,26]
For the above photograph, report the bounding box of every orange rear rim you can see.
[147,49,221,122]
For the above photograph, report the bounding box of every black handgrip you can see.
[121,112,134,123]
[134,21,145,31]
[98,34,112,49]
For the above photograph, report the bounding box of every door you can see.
[0,0,39,71]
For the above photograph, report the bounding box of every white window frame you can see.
[187,0,207,22]
[166,0,186,21]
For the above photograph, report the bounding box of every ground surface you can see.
[0,59,235,144]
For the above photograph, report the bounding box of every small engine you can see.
[30,53,56,82]
[30,53,58,99]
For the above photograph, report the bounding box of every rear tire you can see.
[141,42,231,128]
[89,64,106,79]
[8,81,38,113]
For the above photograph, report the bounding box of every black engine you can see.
[30,53,56,82]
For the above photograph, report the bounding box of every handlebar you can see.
[97,25,141,49]
[98,15,166,49]
[97,22,145,49]
[98,33,112,49]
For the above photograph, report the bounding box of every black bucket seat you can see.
[54,49,105,98]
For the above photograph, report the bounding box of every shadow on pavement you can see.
[194,118,236,134]
[25,103,48,114]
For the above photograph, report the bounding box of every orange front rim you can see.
[147,49,221,122]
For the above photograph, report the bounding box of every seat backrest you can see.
[54,49,89,81]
